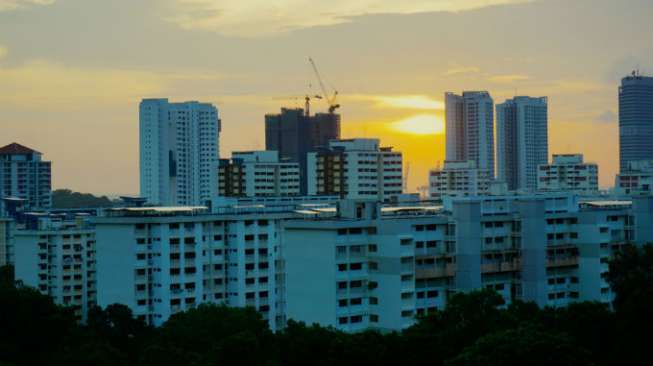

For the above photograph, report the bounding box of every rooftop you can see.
[0,143,41,155]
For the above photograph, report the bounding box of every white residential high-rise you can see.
[140,99,220,206]
[445,92,495,177]
[538,154,598,193]
[218,151,300,197]
[14,214,97,320]
[307,139,403,202]
[496,96,548,191]
[0,143,52,211]
[428,160,491,198]
[93,205,303,330]
[282,195,653,332]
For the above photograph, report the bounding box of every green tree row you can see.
[1,243,652,366]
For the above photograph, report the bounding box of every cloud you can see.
[0,61,167,109]
[348,94,444,110]
[595,110,617,123]
[165,0,533,37]
[487,74,530,83]
[443,66,481,76]
[0,0,54,11]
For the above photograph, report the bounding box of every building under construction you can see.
[265,108,340,194]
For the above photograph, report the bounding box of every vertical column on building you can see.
[632,196,653,245]
[515,199,547,306]
[453,200,482,292]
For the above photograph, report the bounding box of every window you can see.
[337,281,347,289]
[350,315,362,323]
[338,299,348,307]
[350,263,363,270]
[338,317,348,324]
[338,263,347,271]
[350,298,362,305]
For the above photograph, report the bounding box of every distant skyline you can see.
[2,0,652,194]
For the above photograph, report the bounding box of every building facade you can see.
[615,159,653,195]
[496,96,549,191]
[139,99,220,206]
[537,154,599,193]
[0,217,14,266]
[619,72,653,172]
[93,206,304,330]
[281,194,651,332]
[0,143,52,211]
[428,160,491,198]
[445,92,495,177]
[218,151,300,197]
[265,108,340,194]
[307,139,403,202]
[14,215,96,320]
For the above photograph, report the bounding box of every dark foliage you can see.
[51,189,115,209]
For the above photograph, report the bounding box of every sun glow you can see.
[391,114,445,135]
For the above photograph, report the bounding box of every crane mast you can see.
[309,57,340,114]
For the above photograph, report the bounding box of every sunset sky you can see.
[1,0,652,194]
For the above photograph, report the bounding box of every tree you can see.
[85,304,151,364]
[606,243,653,364]
[51,189,115,209]
[139,305,276,366]
[444,326,594,366]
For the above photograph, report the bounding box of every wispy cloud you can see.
[487,74,530,83]
[595,110,617,123]
[0,0,54,12]
[348,94,444,110]
[166,0,533,37]
[443,66,481,76]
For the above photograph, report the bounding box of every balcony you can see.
[415,264,455,279]
[546,256,579,268]
[481,260,520,274]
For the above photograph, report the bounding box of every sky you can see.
[1,0,652,195]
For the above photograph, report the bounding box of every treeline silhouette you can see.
[1,244,652,366]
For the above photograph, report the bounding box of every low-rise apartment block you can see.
[307,139,403,202]
[428,160,492,198]
[93,205,310,330]
[615,160,653,195]
[218,151,300,197]
[538,154,599,193]
[14,214,96,320]
[281,194,652,332]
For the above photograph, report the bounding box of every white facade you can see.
[428,160,491,198]
[93,206,297,330]
[538,154,598,193]
[14,216,96,320]
[219,151,300,197]
[282,194,650,332]
[496,96,549,191]
[615,160,653,195]
[307,138,403,202]
[445,92,495,177]
[140,99,220,206]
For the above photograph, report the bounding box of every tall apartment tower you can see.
[445,92,495,177]
[265,108,340,194]
[139,99,220,206]
[619,71,653,172]
[496,96,548,191]
[0,143,52,211]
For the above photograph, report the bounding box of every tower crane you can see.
[309,57,340,114]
